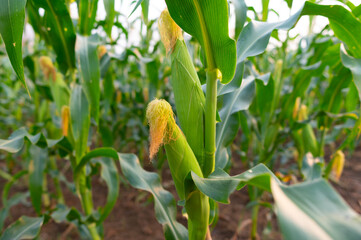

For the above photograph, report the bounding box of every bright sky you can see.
[65,0,359,52]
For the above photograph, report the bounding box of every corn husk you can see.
[146,99,209,240]
[331,150,345,181]
[159,10,206,172]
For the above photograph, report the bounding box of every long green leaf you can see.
[77,0,98,35]
[118,153,188,240]
[0,127,72,156]
[29,146,48,214]
[237,6,303,62]
[0,0,28,91]
[32,0,76,73]
[216,77,256,169]
[165,0,236,83]
[94,158,119,224]
[301,2,361,58]
[70,85,90,162]
[192,164,361,239]
[233,0,247,39]
[1,171,28,230]
[341,46,361,101]
[0,216,44,240]
[76,34,101,123]
[272,178,361,240]
[103,0,115,37]
[73,147,188,239]
[192,164,277,204]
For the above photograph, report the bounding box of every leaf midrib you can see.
[45,0,73,70]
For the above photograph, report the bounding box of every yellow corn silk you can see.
[146,99,209,240]
[158,9,183,54]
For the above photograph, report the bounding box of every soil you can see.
[1,148,360,240]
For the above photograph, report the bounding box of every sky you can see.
[63,0,359,53]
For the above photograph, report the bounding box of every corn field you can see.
[0,0,361,239]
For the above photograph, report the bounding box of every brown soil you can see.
[1,149,360,240]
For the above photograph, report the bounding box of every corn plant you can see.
[0,0,361,240]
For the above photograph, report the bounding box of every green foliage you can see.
[76,35,101,123]
[302,2,361,58]
[1,0,361,239]
[30,0,76,73]
[0,0,27,91]
[0,216,44,240]
[165,0,236,83]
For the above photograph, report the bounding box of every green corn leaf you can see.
[301,2,361,58]
[32,0,76,73]
[233,0,247,39]
[237,6,303,62]
[27,1,51,43]
[0,127,72,156]
[1,171,28,230]
[192,164,277,204]
[73,147,188,240]
[319,67,352,127]
[0,0,28,92]
[70,85,90,162]
[341,46,361,101]
[77,0,98,35]
[165,0,236,83]
[76,34,101,123]
[192,165,361,239]
[255,74,274,124]
[28,146,48,215]
[129,0,144,17]
[272,178,361,240]
[103,0,115,37]
[216,77,256,169]
[0,193,29,231]
[141,0,150,24]
[118,153,189,240]
[146,59,159,101]
[0,216,44,240]
[94,158,119,224]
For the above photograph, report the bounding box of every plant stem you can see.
[204,70,218,177]
[319,128,327,157]
[251,204,259,240]
[49,157,64,204]
[76,163,100,240]
[250,186,259,240]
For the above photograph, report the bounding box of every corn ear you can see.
[331,150,345,181]
[298,104,319,157]
[97,45,107,59]
[146,99,203,198]
[39,56,56,82]
[146,99,209,240]
[159,10,206,172]
[61,106,70,136]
